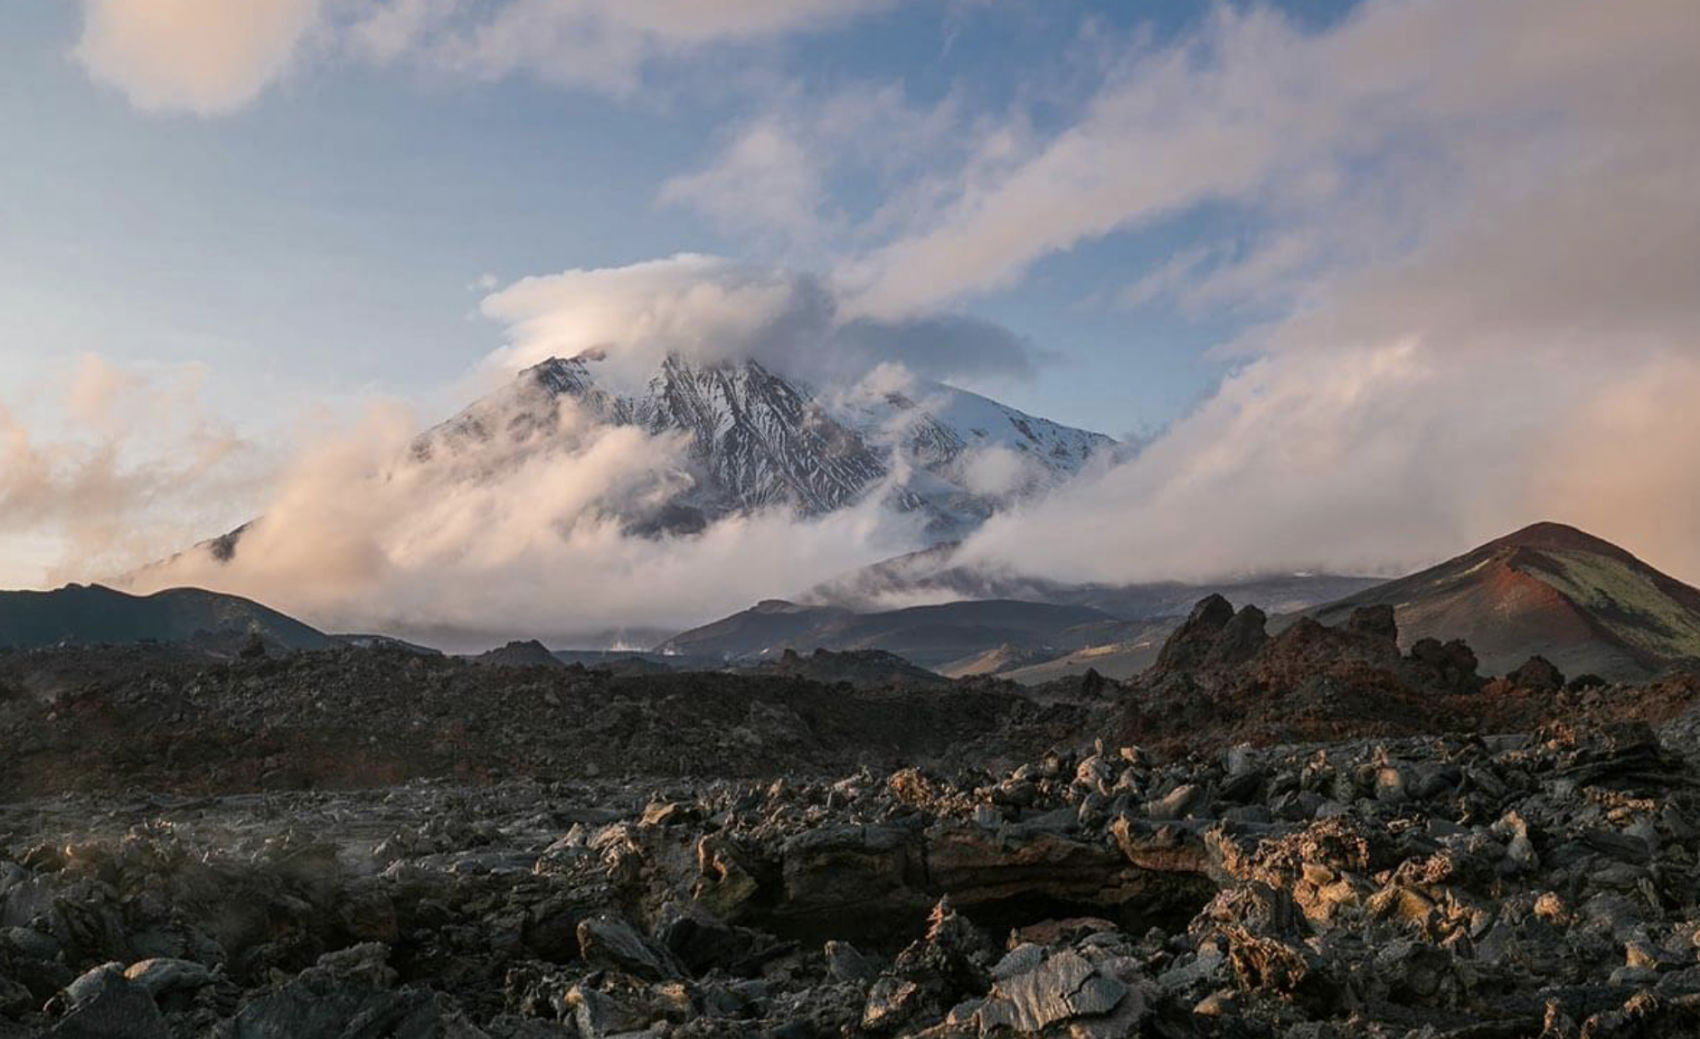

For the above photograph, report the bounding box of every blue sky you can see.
[0,1,1350,440]
[6,0,1700,626]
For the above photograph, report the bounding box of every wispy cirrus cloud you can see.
[658,82,973,260]
[73,0,899,115]
[827,0,1699,319]
[658,120,834,253]
[378,0,895,95]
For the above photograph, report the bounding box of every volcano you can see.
[1311,521,1700,680]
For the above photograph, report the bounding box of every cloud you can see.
[74,0,898,115]
[1117,247,1211,310]
[1534,355,1700,581]
[946,0,1700,586]
[661,82,973,258]
[838,0,1700,318]
[958,342,1518,582]
[831,314,1045,384]
[480,253,1045,391]
[658,121,831,251]
[480,255,832,390]
[409,0,894,95]
[6,268,1045,647]
[346,0,456,63]
[0,356,258,586]
[959,342,1700,587]
[957,445,1038,500]
[129,388,924,647]
[74,0,324,115]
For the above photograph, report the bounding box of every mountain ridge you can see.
[421,352,1117,539]
[768,522,1700,686]
[0,583,333,654]
[657,597,1134,669]
[802,540,1382,616]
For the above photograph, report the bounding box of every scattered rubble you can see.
[1,604,1698,1035]
[1,703,1697,1035]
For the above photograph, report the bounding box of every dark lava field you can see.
[3,602,1700,1037]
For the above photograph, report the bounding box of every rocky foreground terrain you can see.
[4,603,1700,1037]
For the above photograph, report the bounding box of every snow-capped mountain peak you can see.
[426,351,1114,539]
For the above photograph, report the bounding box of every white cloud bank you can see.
[481,253,1045,391]
[932,0,1700,586]
[124,381,923,647]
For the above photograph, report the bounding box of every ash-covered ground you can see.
[3,602,1700,1037]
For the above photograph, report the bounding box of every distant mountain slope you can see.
[659,600,860,660]
[993,623,1180,685]
[733,648,951,689]
[935,643,1061,679]
[469,639,568,669]
[1311,522,1700,681]
[805,542,1381,618]
[682,546,1382,684]
[657,598,1135,669]
[333,634,443,656]
[0,584,333,653]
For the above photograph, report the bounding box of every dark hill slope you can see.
[806,541,1380,619]
[1312,522,1700,680]
[657,598,1131,669]
[0,584,332,653]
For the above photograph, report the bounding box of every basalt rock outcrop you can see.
[1112,597,1700,757]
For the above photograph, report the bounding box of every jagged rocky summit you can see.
[420,352,1117,539]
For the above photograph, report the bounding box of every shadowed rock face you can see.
[470,639,567,669]
[1204,605,1269,669]
[1153,594,1236,672]
[747,819,1215,949]
[1509,654,1567,692]
[1344,603,1398,642]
